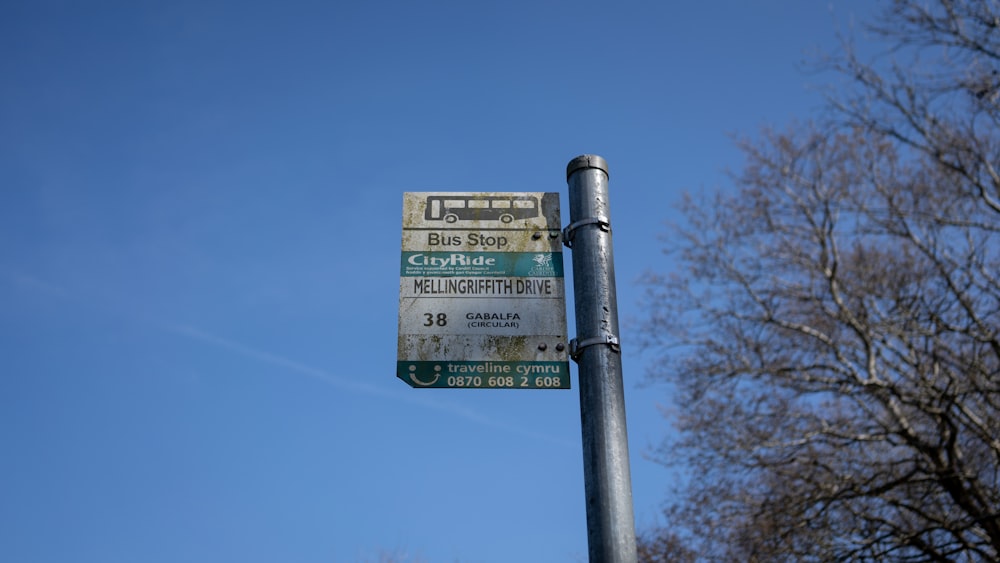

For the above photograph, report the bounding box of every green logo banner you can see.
[397,361,570,389]
[400,252,563,277]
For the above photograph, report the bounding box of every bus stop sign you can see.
[397,192,570,389]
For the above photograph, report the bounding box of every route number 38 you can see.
[423,313,447,327]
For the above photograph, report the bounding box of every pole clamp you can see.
[569,333,621,362]
[562,216,611,248]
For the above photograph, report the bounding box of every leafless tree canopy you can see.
[640,1,1000,560]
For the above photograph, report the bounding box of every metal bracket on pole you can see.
[562,216,611,248]
[569,333,621,362]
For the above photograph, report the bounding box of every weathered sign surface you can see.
[397,192,570,389]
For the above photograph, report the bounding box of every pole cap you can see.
[566,154,609,181]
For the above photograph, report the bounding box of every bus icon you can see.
[424,195,540,223]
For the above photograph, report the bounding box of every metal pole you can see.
[565,155,637,563]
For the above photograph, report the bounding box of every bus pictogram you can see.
[424,194,540,224]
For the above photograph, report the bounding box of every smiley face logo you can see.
[409,364,441,386]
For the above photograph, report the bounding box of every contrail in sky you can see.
[4,263,574,446]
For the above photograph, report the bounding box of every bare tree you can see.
[640,1,1000,560]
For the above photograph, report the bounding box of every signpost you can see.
[566,155,638,562]
[397,192,570,389]
[394,158,637,561]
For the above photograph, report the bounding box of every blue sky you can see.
[1,1,878,561]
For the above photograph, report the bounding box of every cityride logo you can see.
[399,251,563,277]
[406,253,497,268]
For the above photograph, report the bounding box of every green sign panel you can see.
[400,251,564,277]
[397,361,570,389]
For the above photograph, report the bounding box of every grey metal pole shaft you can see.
[565,155,638,563]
